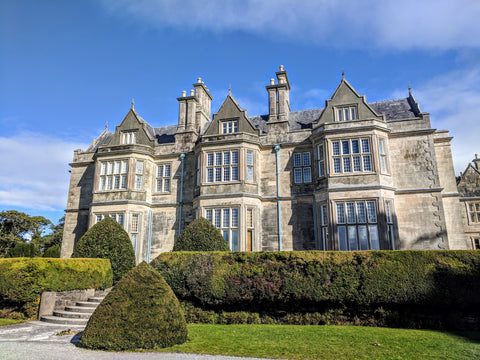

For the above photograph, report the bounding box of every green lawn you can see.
[157,324,480,360]
[0,319,24,326]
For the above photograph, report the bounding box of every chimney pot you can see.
[197,77,202,83]
[190,89,195,96]
[279,65,284,71]
[270,78,275,85]
[182,90,186,97]
[476,154,479,159]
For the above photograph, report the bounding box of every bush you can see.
[43,245,60,258]
[72,217,135,283]
[152,250,480,329]
[7,242,40,258]
[0,258,112,319]
[79,262,188,351]
[173,217,230,252]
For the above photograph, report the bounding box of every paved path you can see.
[0,321,268,360]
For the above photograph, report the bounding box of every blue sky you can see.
[1,0,480,226]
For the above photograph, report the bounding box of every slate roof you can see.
[86,98,419,151]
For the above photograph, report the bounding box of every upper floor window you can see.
[246,151,254,182]
[206,150,239,183]
[336,106,357,122]
[99,160,128,190]
[293,152,312,184]
[332,138,372,174]
[317,144,325,178]
[468,203,480,223]
[221,120,238,134]
[336,200,380,251]
[135,160,143,190]
[378,138,388,173]
[156,164,171,192]
[122,131,137,144]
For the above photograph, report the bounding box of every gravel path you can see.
[0,321,269,360]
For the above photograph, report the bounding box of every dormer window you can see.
[336,106,357,122]
[122,131,137,144]
[221,120,238,134]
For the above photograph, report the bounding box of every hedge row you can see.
[152,250,480,329]
[0,258,113,318]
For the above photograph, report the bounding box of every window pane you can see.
[317,144,324,161]
[223,152,230,165]
[337,109,344,121]
[107,162,114,175]
[247,151,253,165]
[338,226,347,250]
[222,209,230,228]
[223,167,230,181]
[136,161,143,174]
[348,226,358,250]
[215,152,222,166]
[294,168,303,183]
[164,164,171,177]
[358,225,369,250]
[350,107,356,120]
[336,203,345,224]
[385,201,393,223]
[96,215,102,223]
[351,140,360,154]
[100,177,106,190]
[343,157,351,172]
[101,163,107,175]
[344,108,350,121]
[114,161,121,174]
[156,179,163,192]
[367,201,377,223]
[121,160,128,173]
[207,168,213,182]
[369,225,380,250]
[332,142,340,156]
[214,209,221,228]
[135,175,142,189]
[222,122,227,134]
[380,156,387,172]
[363,155,372,171]
[205,209,212,222]
[114,175,120,189]
[346,202,356,223]
[231,230,239,251]
[303,152,311,166]
[231,151,239,164]
[207,153,214,166]
[342,141,350,155]
[163,179,170,192]
[107,176,113,190]
[356,202,366,223]
[333,158,342,173]
[294,153,302,167]
[157,165,163,177]
[361,139,370,153]
[353,156,361,172]
[231,166,239,180]
[222,230,229,243]
[303,167,312,183]
[247,166,253,181]
[379,138,386,154]
[215,167,222,182]
[117,214,124,227]
[231,208,239,227]
[321,205,328,226]
[319,161,325,177]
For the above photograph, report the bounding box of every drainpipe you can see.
[178,153,186,238]
[274,145,282,251]
[146,209,153,263]
[312,198,318,250]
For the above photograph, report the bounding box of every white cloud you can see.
[0,132,89,211]
[406,68,480,174]
[100,0,480,50]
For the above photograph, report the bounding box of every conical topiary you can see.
[71,217,135,283]
[79,261,188,350]
[172,217,230,251]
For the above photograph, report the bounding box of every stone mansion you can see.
[60,66,471,262]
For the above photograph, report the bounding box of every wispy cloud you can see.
[397,67,480,174]
[0,132,89,211]
[100,0,480,50]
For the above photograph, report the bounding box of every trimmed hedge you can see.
[0,258,112,319]
[173,217,230,252]
[72,217,135,283]
[151,250,480,329]
[79,262,187,351]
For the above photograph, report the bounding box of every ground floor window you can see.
[336,200,380,251]
[205,207,239,250]
[95,213,124,227]
[474,238,480,250]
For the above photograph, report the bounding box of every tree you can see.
[35,216,64,252]
[71,217,136,283]
[0,210,51,257]
[172,217,230,251]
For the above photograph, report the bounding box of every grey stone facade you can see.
[61,66,470,262]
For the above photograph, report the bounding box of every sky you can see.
[1,0,480,226]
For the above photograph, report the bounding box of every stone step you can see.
[64,305,96,313]
[53,310,92,319]
[87,297,104,303]
[75,301,98,308]
[40,316,88,326]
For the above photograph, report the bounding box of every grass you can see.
[156,324,480,360]
[0,319,24,326]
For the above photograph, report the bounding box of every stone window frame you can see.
[378,137,389,173]
[467,202,480,223]
[205,207,239,251]
[95,213,125,228]
[317,144,325,178]
[331,137,372,175]
[335,199,380,251]
[122,131,137,144]
[246,150,254,182]
[293,152,312,184]
[99,160,128,191]
[221,120,238,134]
[134,160,144,190]
[335,105,357,122]
[205,150,239,183]
[156,163,172,193]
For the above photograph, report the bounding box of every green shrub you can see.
[173,217,230,252]
[43,244,60,258]
[7,242,40,258]
[79,262,188,351]
[72,217,135,283]
[151,250,480,329]
[0,258,112,319]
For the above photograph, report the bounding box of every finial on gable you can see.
[228,84,232,95]
[342,70,345,80]
[131,98,135,110]
[408,83,412,95]
[105,121,108,131]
